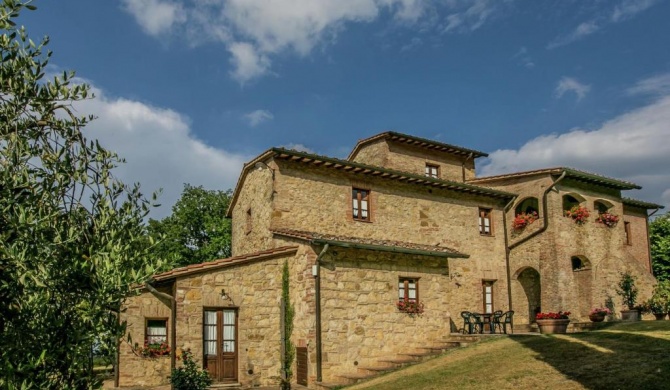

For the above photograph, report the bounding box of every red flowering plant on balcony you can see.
[536,311,571,320]
[134,341,171,358]
[512,211,539,230]
[397,299,425,317]
[596,212,619,228]
[564,205,590,225]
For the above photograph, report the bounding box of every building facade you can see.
[118,131,662,388]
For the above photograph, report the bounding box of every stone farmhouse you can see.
[118,131,662,388]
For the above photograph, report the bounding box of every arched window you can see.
[515,197,539,216]
[594,200,613,214]
[571,256,591,271]
[562,194,584,212]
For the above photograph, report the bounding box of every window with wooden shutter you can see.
[478,208,493,235]
[352,188,370,222]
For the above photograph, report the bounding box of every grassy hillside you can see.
[346,321,670,390]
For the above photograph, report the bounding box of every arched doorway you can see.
[514,267,541,324]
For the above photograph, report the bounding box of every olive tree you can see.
[0,2,165,388]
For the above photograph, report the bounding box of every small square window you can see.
[352,188,370,222]
[425,164,439,179]
[479,208,493,235]
[398,278,419,302]
[145,319,168,345]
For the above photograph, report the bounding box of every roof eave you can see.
[311,238,469,259]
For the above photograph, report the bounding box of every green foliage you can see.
[169,349,212,390]
[281,260,295,390]
[148,184,232,267]
[0,1,164,388]
[650,215,670,282]
[616,272,639,310]
[644,281,670,314]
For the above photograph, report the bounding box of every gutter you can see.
[146,281,177,390]
[314,244,330,383]
[508,171,567,250]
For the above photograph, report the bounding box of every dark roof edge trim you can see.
[310,238,469,259]
[271,147,514,199]
[622,197,665,210]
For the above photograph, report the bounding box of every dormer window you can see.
[425,164,439,179]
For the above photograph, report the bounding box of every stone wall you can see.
[231,163,276,256]
[479,174,656,323]
[119,286,173,387]
[623,205,652,272]
[350,139,475,182]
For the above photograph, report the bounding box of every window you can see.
[624,221,632,245]
[571,256,591,271]
[478,208,493,235]
[482,281,494,313]
[245,208,252,234]
[425,164,439,179]
[594,200,612,214]
[562,194,582,212]
[145,318,168,345]
[515,197,539,216]
[352,188,370,221]
[398,277,419,302]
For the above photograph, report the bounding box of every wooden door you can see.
[296,347,308,386]
[204,309,238,382]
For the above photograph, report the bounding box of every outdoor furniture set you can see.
[460,310,514,334]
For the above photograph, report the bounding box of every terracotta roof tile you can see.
[271,228,468,258]
[469,167,640,190]
[151,246,299,282]
[347,131,488,160]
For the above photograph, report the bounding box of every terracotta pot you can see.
[589,314,605,323]
[653,313,667,320]
[536,319,570,334]
[620,309,640,321]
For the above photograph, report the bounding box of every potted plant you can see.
[588,307,611,322]
[616,272,640,321]
[645,281,670,320]
[535,311,571,334]
[564,205,590,225]
[595,212,619,228]
[512,211,539,230]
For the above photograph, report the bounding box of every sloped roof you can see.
[271,228,469,258]
[150,246,299,282]
[469,167,641,190]
[622,197,665,210]
[226,147,514,217]
[347,131,488,161]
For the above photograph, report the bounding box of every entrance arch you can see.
[513,267,541,324]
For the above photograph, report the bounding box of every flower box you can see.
[513,211,538,230]
[535,311,570,334]
[596,212,619,227]
[397,299,424,317]
[564,205,589,225]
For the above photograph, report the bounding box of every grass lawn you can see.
[346,321,670,390]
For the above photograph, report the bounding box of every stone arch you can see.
[594,199,614,214]
[570,255,592,271]
[514,197,539,216]
[513,266,541,324]
[562,193,585,212]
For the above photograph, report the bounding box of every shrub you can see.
[170,349,212,390]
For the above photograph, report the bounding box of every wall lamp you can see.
[220,289,235,306]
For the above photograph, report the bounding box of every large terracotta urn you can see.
[536,319,570,334]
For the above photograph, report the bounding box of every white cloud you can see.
[74,83,248,219]
[554,77,591,101]
[626,73,670,97]
[121,0,185,36]
[479,95,670,210]
[121,0,501,83]
[611,0,658,22]
[244,109,274,127]
[512,46,535,69]
[547,21,600,49]
[548,0,659,49]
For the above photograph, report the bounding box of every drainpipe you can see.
[646,208,661,274]
[508,171,567,250]
[146,280,177,389]
[502,196,517,315]
[314,243,330,383]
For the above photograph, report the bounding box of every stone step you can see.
[420,344,460,353]
[357,365,396,375]
[208,383,242,389]
[377,357,418,366]
[337,373,376,385]
[315,381,348,390]
[447,334,481,342]
[399,351,435,359]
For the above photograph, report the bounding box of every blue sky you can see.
[18,0,670,218]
